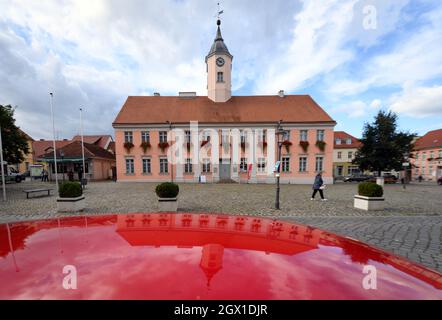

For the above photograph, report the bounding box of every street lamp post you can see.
[60,150,65,181]
[49,93,59,192]
[0,126,6,201]
[79,108,86,189]
[275,120,288,210]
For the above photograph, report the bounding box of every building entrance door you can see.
[219,159,231,180]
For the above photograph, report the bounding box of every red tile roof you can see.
[113,95,336,125]
[39,141,115,161]
[334,131,362,149]
[72,135,113,149]
[33,140,71,158]
[414,129,442,151]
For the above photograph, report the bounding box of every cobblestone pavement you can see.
[1,181,441,272]
[283,216,442,273]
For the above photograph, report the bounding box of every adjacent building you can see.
[39,140,116,181]
[13,129,35,173]
[113,19,336,184]
[411,129,442,181]
[333,131,362,178]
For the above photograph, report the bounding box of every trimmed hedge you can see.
[358,182,383,197]
[155,182,179,198]
[59,181,83,198]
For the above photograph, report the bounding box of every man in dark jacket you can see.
[311,172,327,201]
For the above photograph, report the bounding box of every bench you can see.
[23,188,53,199]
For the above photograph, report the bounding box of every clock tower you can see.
[206,19,233,103]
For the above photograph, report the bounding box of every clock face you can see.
[216,57,225,67]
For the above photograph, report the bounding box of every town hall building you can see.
[113,19,336,184]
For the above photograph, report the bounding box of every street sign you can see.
[402,162,410,167]
[274,161,281,172]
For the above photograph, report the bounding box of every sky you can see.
[0,0,442,140]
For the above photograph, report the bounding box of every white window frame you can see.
[300,130,308,141]
[240,158,248,172]
[299,157,307,172]
[141,131,150,143]
[202,159,211,173]
[257,158,266,173]
[159,157,168,174]
[316,130,325,142]
[315,157,324,172]
[124,131,133,143]
[159,131,168,143]
[125,158,134,174]
[185,158,193,173]
[282,156,290,173]
[142,158,151,174]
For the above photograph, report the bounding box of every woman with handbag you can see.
[311,172,327,201]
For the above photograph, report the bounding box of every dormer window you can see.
[335,138,341,145]
[217,72,224,82]
[346,138,352,144]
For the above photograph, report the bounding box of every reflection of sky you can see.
[0,223,441,300]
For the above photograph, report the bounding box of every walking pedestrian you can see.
[311,172,327,201]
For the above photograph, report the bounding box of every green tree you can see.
[353,110,415,175]
[0,105,29,164]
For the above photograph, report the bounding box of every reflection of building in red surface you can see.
[200,244,224,287]
[116,213,322,285]
[116,213,322,253]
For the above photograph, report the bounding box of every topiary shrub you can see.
[155,182,179,198]
[59,181,83,198]
[358,182,383,197]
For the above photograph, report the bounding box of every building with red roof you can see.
[38,141,116,181]
[112,19,336,184]
[410,129,442,181]
[333,131,362,178]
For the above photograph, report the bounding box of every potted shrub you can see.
[155,182,179,212]
[140,141,151,153]
[57,181,85,212]
[354,182,384,211]
[124,141,134,153]
[299,141,309,152]
[315,140,326,152]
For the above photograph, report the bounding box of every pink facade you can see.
[410,129,442,181]
[411,148,442,181]
[115,127,334,184]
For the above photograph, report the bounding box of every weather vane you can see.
[215,2,224,20]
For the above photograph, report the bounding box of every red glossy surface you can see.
[0,213,441,300]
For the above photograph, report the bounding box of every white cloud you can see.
[328,19,442,96]
[331,100,367,118]
[390,85,442,117]
[370,99,382,109]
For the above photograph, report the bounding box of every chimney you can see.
[40,139,45,141]
[278,90,285,98]
[153,92,160,96]
[179,92,197,99]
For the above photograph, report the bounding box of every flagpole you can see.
[50,93,59,191]
[0,126,6,201]
[80,108,86,186]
